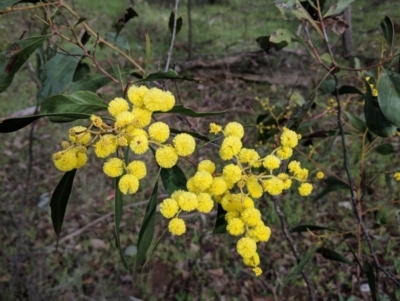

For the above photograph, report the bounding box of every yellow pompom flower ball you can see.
[219,136,242,160]
[209,123,222,134]
[198,160,216,174]
[263,155,281,170]
[225,211,240,221]
[53,149,78,172]
[127,85,148,107]
[223,164,242,183]
[155,146,178,168]
[197,193,214,213]
[224,122,244,139]
[226,218,245,236]
[262,177,284,196]
[69,126,91,145]
[108,97,130,117]
[103,157,124,177]
[316,171,324,179]
[288,161,301,173]
[118,174,139,194]
[236,237,257,258]
[142,87,165,112]
[193,171,213,191]
[298,182,313,196]
[277,173,292,190]
[129,135,149,155]
[160,198,179,218]
[173,133,196,156]
[241,208,262,226]
[131,107,152,128]
[115,111,135,128]
[276,146,293,160]
[171,189,185,201]
[221,194,241,211]
[253,267,262,277]
[148,122,170,143]
[94,134,118,158]
[208,176,228,196]
[394,172,400,181]
[168,218,186,235]
[161,90,175,112]
[280,127,299,148]
[177,191,198,212]
[249,225,271,242]
[239,148,260,166]
[126,160,147,179]
[90,115,104,128]
[243,253,260,267]
[75,152,88,169]
[295,168,309,181]
[246,177,263,198]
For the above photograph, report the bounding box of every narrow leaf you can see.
[317,247,352,265]
[314,176,349,201]
[0,35,48,93]
[344,112,366,133]
[168,11,183,35]
[372,143,394,156]
[135,69,201,83]
[135,171,160,270]
[113,7,139,37]
[114,177,128,269]
[40,91,108,122]
[160,165,187,196]
[145,32,151,77]
[334,85,364,96]
[68,73,115,93]
[290,224,335,233]
[159,104,226,117]
[377,69,400,128]
[37,48,83,102]
[213,204,227,234]
[385,173,393,195]
[380,15,394,54]
[283,244,320,287]
[323,0,355,18]
[363,261,378,301]
[50,169,76,242]
[105,33,130,52]
[0,113,92,133]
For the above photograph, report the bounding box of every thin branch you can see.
[165,0,180,72]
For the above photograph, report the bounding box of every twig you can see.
[272,197,316,301]
[165,0,180,72]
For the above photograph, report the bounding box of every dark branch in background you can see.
[272,197,316,301]
[313,0,400,288]
[165,0,180,72]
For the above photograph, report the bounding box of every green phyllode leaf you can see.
[256,36,288,52]
[168,11,183,35]
[213,204,227,234]
[0,113,93,133]
[314,176,349,201]
[364,76,396,137]
[113,7,139,38]
[135,171,160,270]
[317,247,352,265]
[114,177,129,269]
[377,69,400,128]
[323,0,355,18]
[0,35,49,93]
[283,244,321,287]
[37,48,84,102]
[290,224,335,233]
[380,15,394,54]
[363,261,378,301]
[160,165,187,196]
[50,169,77,243]
[40,91,108,122]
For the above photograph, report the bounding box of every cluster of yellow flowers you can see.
[52,85,196,194]
[160,123,323,276]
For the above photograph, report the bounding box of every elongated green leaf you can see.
[344,112,366,133]
[365,77,396,137]
[334,85,364,96]
[270,29,293,44]
[114,177,128,269]
[160,165,187,196]
[377,69,400,128]
[345,241,362,269]
[135,70,201,83]
[380,15,394,54]
[317,247,352,265]
[323,0,354,18]
[145,32,151,77]
[363,261,378,301]
[50,169,76,242]
[290,224,335,233]
[72,62,90,82]
[283,244,320,287]
[158,104,226,117]
[0,0,46,10]
[105,33,130,52]
[372,143,394,156]
[213,204,227,234]
[0,35,48,93]
[37,49,83,101]
[41,91,108,122]
[314,177,349,201]
[168,11,183,35]
[256,36,288,52]
[135,171,160,270]
[68,73,115,93]
[0,113,92,133]
[113,7,139,37]
[385,173,393,195]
